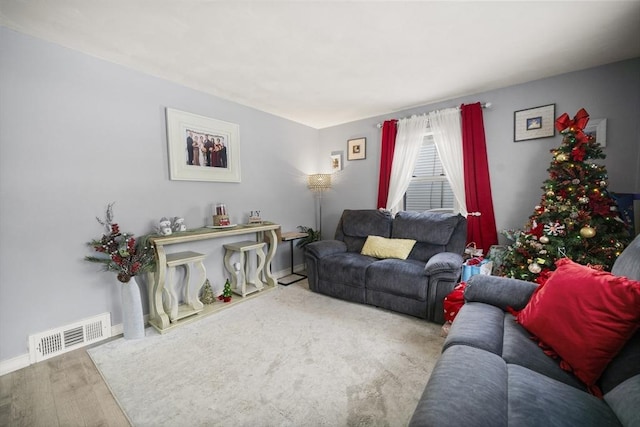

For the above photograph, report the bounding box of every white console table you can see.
[148,222,280,333]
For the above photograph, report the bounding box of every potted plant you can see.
[296,225,321,249]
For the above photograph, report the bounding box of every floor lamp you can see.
[307,173,332,238]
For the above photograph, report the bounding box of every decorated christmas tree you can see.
[501,108,630,283]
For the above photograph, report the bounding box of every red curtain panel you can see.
[377,120,398,209]
[461,103,498,253]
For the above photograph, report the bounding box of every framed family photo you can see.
[166,108,241,182]
[347,137,366,160]
[514,104,555,142]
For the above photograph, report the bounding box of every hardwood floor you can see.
[0,346,129,427]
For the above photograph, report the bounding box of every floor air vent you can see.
[29,313,111,363]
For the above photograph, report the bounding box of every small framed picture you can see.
[585,118,607,147]
[514,104,555,142]
[330,151,343,171]
[347,137,366,160]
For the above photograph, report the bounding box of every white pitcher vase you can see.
[121,277,145,339]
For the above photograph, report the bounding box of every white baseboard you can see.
[0,353,30,376]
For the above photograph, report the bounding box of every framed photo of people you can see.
[166,108,241,182]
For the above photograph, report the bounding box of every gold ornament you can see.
[580,226,596,238]
[556,153,568,162]
[539,236,550,244]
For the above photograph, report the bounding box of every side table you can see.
[278,231,308,285]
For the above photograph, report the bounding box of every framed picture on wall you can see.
[166,108,241,182]
[514,104,555,142]
[347,137,366,160]
[585,118,607,147]
[331,151,343,171]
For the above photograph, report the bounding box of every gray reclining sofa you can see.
[305,209,467,323]
[410,232,640,427]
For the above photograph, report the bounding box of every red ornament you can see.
[571,145,587,161]
[529,222,544,238]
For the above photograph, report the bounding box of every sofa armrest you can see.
[424,252,464,276]
[423,252,464,323]
[464,275,538,311]
[305,240,347,259]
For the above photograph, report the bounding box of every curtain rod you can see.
[376,102,492,128]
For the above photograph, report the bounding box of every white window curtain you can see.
[386,115,430,214]
[428,107,468,216]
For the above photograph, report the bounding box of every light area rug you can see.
[88,282,445,427]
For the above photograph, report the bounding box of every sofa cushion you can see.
[604,375,640,427]
[508,364,621,427]
[611,232,640,281]
[409,345,508,427]
[365,259,428,300]
[443,302,505,355]
[445,304,587,391]
[318,253,377,288]
[599,330,640,394]
[392,211,462,245]
[360,236,416,260]
[502,315,587,391]
[338,210,393,253]
[517,258,640,391]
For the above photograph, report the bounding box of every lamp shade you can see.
[307,173,332,191]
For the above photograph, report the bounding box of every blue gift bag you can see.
[461,258,492,282]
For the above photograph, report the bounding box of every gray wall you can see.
[1,26,639,364]
[0,28,320,361]
[318,58,640,242]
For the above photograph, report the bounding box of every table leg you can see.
[150,244,171,330]
[278,238,307,285]
[263,229,278,287]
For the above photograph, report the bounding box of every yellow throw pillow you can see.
[361,235,417,260]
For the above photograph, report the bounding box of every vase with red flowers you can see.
[85,202,155,339]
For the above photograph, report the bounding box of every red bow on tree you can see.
[555,108,590,132]
[556,108,592,157]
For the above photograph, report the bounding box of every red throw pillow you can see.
[517,258,640,393]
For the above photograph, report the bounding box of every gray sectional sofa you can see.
[305,209,467,323]
[409,233,640,427]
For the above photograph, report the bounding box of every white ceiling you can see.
[2,1,639,128]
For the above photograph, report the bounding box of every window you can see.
[404,134,455,212]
